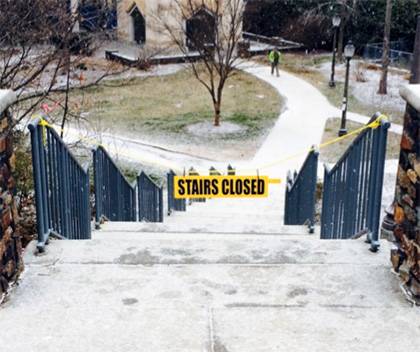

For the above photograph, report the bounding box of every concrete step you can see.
[3,235,417,352]
[98,221,316,235]
[26,233,388,267]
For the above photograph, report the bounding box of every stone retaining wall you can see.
[0,95,22,298]
[392,85,420,299]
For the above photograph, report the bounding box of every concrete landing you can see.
[0,233,419,352]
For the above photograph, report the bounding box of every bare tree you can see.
[0,0,128,134]
[157,0,245,127]
[378,0,393,95]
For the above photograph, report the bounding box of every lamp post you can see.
[329,15,341,87]
[338,41,355,137]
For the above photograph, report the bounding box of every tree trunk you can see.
[214,101,221,126]
[410,15,420,83]
[337,18,345,62]
[378,0,393,95]
[337,3,347,63]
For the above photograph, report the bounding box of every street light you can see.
[329,15,341,87]
[338,41,355,137]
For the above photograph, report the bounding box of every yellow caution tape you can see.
[32,114,387,176]
[237,114,387,173]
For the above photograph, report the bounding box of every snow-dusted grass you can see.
[261,53,407,125]
[318,60,408,124]
[68,67,283,160]
[320,118,401,163]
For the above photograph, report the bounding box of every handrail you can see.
[320,114,390,251]
[29,117,86,171]
[137,171,164,223]
[93,145,136,227]
[167,170,186,215]
[284,148,319,233]
[93,145,135,190]
[29,118,91,252]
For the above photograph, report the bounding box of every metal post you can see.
[29,124,47,251]
[339,57,351,136]
[93,149,101,229]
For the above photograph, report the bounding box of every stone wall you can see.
[0,94,22,298]
[392,85,420,299]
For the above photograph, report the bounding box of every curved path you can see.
[240,62,402,177]
[62,61,403,178]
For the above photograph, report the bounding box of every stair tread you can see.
[25,234,391,267]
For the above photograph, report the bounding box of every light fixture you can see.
[332,15,341,28]
[344,41,356,59]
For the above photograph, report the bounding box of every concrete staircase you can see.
[2,195,419,351]
[1,226,418,352]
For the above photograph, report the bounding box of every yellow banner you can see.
[174,176,281,199]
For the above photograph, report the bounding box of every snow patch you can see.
[186,121,248,136]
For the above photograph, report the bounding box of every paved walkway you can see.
[61,61,403,177]
[240,62,402,177]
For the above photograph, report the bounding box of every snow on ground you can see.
[319,60,408,114]
[382,159,399,212]
[186,121,247,136]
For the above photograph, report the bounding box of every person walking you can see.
[268,48,281,77]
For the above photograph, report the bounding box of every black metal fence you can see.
[284,149,319,233]
[29,118,91,251]
[363,41,413,70]
[167,170,186,215]
[321,116,390,251]
[138,172,164,222]
[93,146,136,227]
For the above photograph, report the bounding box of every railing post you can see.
[28,123,48,252]
[367,121,390,252]
[158,186,164,223]
[167,170,174,216]
[321,166,331,239]
[93,148,101,229]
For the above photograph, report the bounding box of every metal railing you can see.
[227,164,236,175]
[93,146,136,227]
[29,118,91,251]
[167,170,186,215]
[321,115,390,251]
[284,148,319,233]
[209,166,222,176]
[138,172,164,222]
[363,41,413,70]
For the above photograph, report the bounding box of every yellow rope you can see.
[237,114,387,173]
[32,114,388,175]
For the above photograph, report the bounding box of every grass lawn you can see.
[70,67,283,160]
[320,118,401,164]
